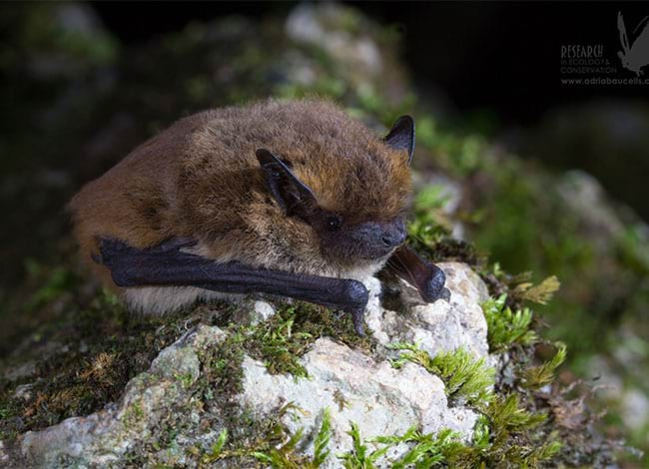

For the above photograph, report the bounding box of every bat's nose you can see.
[381,221,406,248]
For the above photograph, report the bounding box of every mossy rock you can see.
[0,2,639,467]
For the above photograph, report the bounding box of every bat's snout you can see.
[380,222,407,249]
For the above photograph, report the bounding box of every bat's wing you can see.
[96,237,369,335]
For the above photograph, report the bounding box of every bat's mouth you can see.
[356,244,402,261]
[320,218,407,265]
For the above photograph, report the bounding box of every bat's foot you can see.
[418,264,447,303]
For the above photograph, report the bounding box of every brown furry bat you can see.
[68,99,446,335]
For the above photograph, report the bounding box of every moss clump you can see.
[242,312,315,379]
[382,338,562,467]
[520,342,567,390]
[197,328,247,397]
[337,422,389,468]
[389,343,495,407]
[223,302,374,380]
[482,294,538,353]
[201,404,333,468]
[336,400,558,468]
[372,426,473,468]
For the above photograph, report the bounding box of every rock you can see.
[366,262,489,359]
[230,300,277,326]
[1,263,490,468]
[621,388,649,435]
[4,361,37,382]
[286,4,382,76]
[1,325,227,468]
[556,170,625,249]
[284,3,408,104]
[12,384,34,402]
[239,339,477,467]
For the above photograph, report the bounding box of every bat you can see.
[68,99,447,335]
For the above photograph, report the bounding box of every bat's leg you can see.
[384,245,447,302]
[96,238,369,335]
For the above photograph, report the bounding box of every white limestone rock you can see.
[239,338,477,468]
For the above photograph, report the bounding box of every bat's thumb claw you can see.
[94,237,124,267]
[350,308,366,337]
[353,319,366,337]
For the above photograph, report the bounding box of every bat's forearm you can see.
[98,238,369,335]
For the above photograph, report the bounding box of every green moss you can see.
[198,329,246,397]
[389,343,495,406]
[520,342,567,390]
[372,427,468,468]
[202,428,229,464]
[122,401,145,428]
[407,185,453,255]
[336,397,558,468]
[23,260,78,312]
[174,372,195,389]
[510,275,561,306]
[244,314,313,379]
[240,302,374,378]
[201,404,333,468]
[337,422,389,469]
[481,294,538,353]
[415,115,490,177]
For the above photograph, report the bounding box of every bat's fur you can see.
[69,98,412,313]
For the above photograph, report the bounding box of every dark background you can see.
[90,1,649,127]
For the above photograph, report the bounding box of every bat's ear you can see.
[256,148,317,216]
[384,115,415,165]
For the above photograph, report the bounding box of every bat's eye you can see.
[326,215,342,231]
